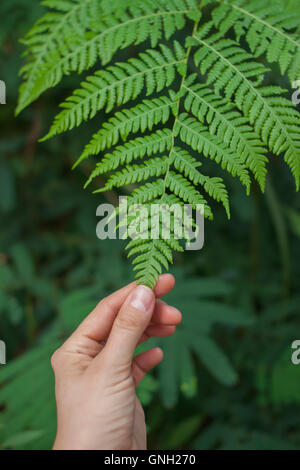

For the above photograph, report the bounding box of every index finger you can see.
[69,274,175,343]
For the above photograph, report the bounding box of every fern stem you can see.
[265,178,291,298]
[161,19,200,197]
[138,17,200,288]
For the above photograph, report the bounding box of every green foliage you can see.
[211,0,300,83]
[17,0,300,287]
[40,42,186,140]
[136,273,254,406]
[0,268,251,449]
[16,0,198,114]
[182,83,268,190]
[1,0,300,451]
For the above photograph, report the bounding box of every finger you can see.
[102,285,155,368]
[153,274,175,298]
[68,274,176,345]
[132,348,163,386]
[62,302,179,361]
[138,325,176,345]
[151,300,182,325]
[62,300,178,360]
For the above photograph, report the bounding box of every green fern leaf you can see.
[17,0,300,288]
[212,0,300,83]
[191,25,300,189]
[175,114,252,192]
[17,0,200,114]
[85,129,172,187]
[17,0,94,114]
[74,95,175,168]
[95,156,169,192]
[170,147,230,217]
[41,43,185,141]
[183,81,268,190]
[125,180,165,205]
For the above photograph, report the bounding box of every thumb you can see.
[101,285,155,368]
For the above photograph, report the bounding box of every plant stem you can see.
[161,18,200,198]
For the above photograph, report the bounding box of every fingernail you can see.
[130,285,153,313]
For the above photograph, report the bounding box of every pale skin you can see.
[52,274,181,450]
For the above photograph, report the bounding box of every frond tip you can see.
[127,237,183,289]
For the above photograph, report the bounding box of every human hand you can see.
[52,274,181,450]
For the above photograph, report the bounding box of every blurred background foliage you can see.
[0,0,300,450]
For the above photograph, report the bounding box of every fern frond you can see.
[125,198,191,237]
[191,25,300,189]
[125,180,165,205]
[127,237,182,288]
[85,129,172,187]
[117,186,194,240]
[95,156,169,192]
[74,95,176,168]
[175,114,251,192]
[41,43,185,141]
[170,147,230,217]
[17,0,95,114]
[212,0,300,83]
[17,0,200,114]
[183,82,268,190]
[18,0,300,287]
[166,171,213,219]
[126,218,185,288]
